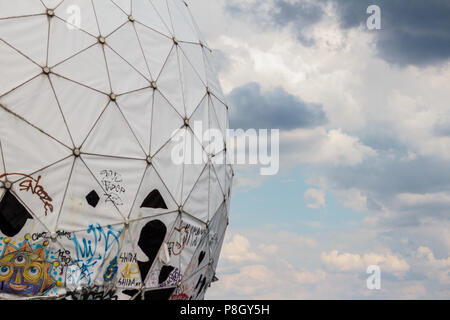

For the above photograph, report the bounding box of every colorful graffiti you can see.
[117,252,141,287]
[66,224,122,287]
[0,236,59,296]
[0,173,54,215]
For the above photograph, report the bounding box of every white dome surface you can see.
[0,0,232,300]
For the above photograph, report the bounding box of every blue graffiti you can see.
[69,224,122,286]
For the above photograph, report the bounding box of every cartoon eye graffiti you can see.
[0,265,11,277]
[24,265,42,281]
[14,254,27,265]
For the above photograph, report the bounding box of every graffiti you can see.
[66,285,118,300]
[168,226,189,256]
[31,230,72,242]
[119,252,137,264]
[0,237,58,297]
[103,257,118,282]
[159,268,182,288]
[55,249,72,266]
[67,224,122,286]
[117,263,141,287]
[170,284,190,300]
[0,173,53,215]
[100,170,126,206]
[168,223,207,256]
[117,251,141,287]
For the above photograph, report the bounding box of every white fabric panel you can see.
[115,228,143,290]
[156,46,185,117]
[181,130,208,202]
[82,102,145,159]
[82,154,147,218]
[202,48,226,104]
[0,0,43,19]
[55,0,100,36]
[0,108,71,175]
[132,0,172,36]
[211,94,229,139]
[152,135,184,204]
[104,45,149,95]
[134,22,173,80]
[57,158,125,231]
[0,15,48,66]
[0,41,41,96]
[41,0,63,9]
[0,75,73,148]
[183,164,209,223]
[52,44,111,93]
[10,156,74,232]
[0,141,5,180]
[92,0,128,37]
[150,91,183,156]
[49,74,110,147]
[179,42,207,84]
[128,165,178,220]
[107,22,151,80]
[48,17,97,67]
[177,213,208,276]
[111,0,131,15]
[209,166,225,222]
[116,88,154,155]
[150,0,175,36]
[179,46,207,117]
[167,0,198,43]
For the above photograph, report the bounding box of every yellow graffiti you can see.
[120,263,140,279]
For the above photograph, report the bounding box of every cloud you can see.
[207,229,448,299]
[294,269,327,284]
[395,192,450,208]
[321,250,410,275]
[336,188,368,212]
[218,264,275,296]
[228,82,326,130]
[221,234,264,263]
[331,0,450,66]
[304,188,326,209]
[412,247,450,287]
[225,0,325,45]
[415,247,450,270]
[188,0,450,299]
[281,128,377,167]
[225,0,450,66]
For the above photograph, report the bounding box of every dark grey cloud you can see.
[226,0,324,45]
[227,82,327,130]
[227,0,450,66]
[434,118,450,137]
[322,154,450,228]
[331,0,450,66]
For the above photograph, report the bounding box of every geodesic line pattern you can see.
[0,0,232,300]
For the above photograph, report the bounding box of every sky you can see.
[187,0,450,299]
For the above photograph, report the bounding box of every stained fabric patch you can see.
[86,190,100,208]
[140,189,168,209]
[0,191,33,237]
